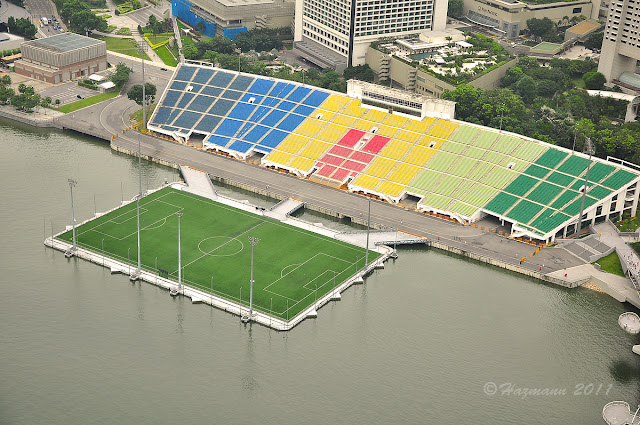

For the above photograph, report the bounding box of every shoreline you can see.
[2,104,638,308]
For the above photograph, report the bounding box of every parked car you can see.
[77,94,83,99]
[160,68,168,71]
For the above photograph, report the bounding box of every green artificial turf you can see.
[57,187,376,320]
[155,44,178,67]
[58,90,120,113]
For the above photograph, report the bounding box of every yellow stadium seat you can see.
[383,114,408,129]
[377,125,398,138]
[378,181,405,197]
[332,114,357,127]
[405,117,435,133]
[365,157,396,179]
[428,120,459,139]
[278,134,310,154]
[266,151,293,166]
[352,174,381,190]
[363,109,387,123]
[388,163,420,185]
[405,146,436,166]
[300,140,330,160]
[289,157,315,172]
[395,130,421,143]
[343,100,366,117]
[380,140,411,160]
[294,119,325,138]
[353,119,375,132]
[317,123,345,143]
[418,135,445,149]
[322,95,350,112]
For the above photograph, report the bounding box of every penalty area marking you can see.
[281,263,301,277]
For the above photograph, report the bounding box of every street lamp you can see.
[576,137,595,237]
[365,197,371,268]
[68,179,77,252]
[248,236,260,319]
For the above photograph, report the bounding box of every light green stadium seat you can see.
[420,193,453,210]
[448,157,477,178]
[493,135,522,155]
[512,142,547,162]
[464,146,486,159]
[408,169,442,192]
[425,151,457,173]
[500,157,528,172]
[467,162,493,181]
[451,179,475,200]
[448,201,478,216]
[459,184,498,207]
[483,150,507,165]
[449,126,480,144]
[483,167,516,189]
[472,130,499,149]
[441,141,466,155]
[432,175,463,197]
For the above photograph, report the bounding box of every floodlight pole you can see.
[576,137,594,237]
[176,212,183,292]
[248,236,260,319]
[499,103,505,133]
[365,198,371,269]
[137,42,148,129]
[68,179,77,251]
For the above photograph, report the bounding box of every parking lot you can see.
[38,82,101,105]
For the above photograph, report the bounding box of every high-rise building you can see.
[598,0,640,85]
[293,0,447,72]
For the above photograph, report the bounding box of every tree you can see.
[41,96,52,108]
[1,75,11,86]
[584,32,604,51]
[583,71,606,90]
[55,99,61,106]
[447,0,464,17]
[182,44,199,60]
[127,83,157,106]
[441,85,482,120]
[343,64,374,82]
[526,17,554,38]
[502,66,523,87]
[110,62,131,88]
[18,83,27,93]
[194,21,206,34]
[516,75,537,104]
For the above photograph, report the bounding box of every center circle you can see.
[198,236,244,257]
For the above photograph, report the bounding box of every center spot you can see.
[198,236,244,257]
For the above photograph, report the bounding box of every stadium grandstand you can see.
[147,61,640,245]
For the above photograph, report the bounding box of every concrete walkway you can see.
[594,221,640,293]
[336,230,426,250]
[264,198,303,221]
[180,165,217,200]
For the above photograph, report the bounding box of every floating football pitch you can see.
[57,187,377,320]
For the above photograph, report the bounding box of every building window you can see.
[573,7,582,13]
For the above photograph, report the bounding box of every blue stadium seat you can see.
[228,102,258,120]
[208,98,234,116]
[286,86,312,103]
[221,89,242,100]
[254,145,272,153]
[192,68,214,84]
[276,100,296,111]
[176,92,195,109]
[259,129,288,149]
[187,95,214,112]
[173,111,202,129]
[163,90,182,107]
[229,75,254,91]
[261,96,279,108]
[247,79,274,95]
[241,93,263,104]
[188,83,203,93]
[276,114,306,132]
[162,126,178,132]
[302,90,330,107]
[175,66,196,81]
[269,82,295,98]
[214,118,244,137]
[248,106,270,122]
[228,140,254,154]
[243,124,269,143]
[195,115,221,133]
[236,122,255,138]
[201,86,223,97]
[260,109,287,127]
[169,81,187,91]
[209,71,234,88]
[292,104,315,117]
[151,106,173,125]
[206,134,231,148]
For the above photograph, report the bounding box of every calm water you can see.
[1,118,639,424]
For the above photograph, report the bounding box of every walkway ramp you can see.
[264,198,304,221]
[560,235,613,263]
[336,230,427,249]
[180,165,217,200]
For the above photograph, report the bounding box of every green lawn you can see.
[58,90,120,113]
[155,44,178,67]
[596,252,625,277]
[129,102,158,125]
[631,242,640,256]
[92,36,151,60]
[57,188,376,320]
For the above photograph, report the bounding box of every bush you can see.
[583,71,606,90]
[78,79,98,90]
[114,9,120,15]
